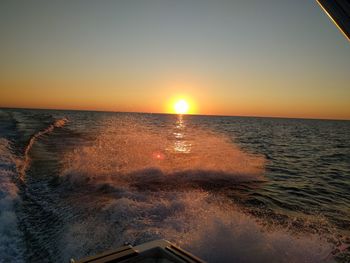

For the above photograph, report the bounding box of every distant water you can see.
[0,108,349,263]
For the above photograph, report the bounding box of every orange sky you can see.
[1,1,350,120]
[1,76,349,120]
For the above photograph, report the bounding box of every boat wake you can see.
[18,118,68,181]
[0,138,25,262]
[58,118,334,262]
[61,118,265,187]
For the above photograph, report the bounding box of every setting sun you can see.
[174,99,189,114]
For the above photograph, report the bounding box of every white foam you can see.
[59,118,334,262]
[60,190,333,263]
[61,117,265,187]
[18,117,68,180]
[0,138,24,262]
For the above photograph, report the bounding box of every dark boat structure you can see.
[70,239,205,263]
[317,0,350,41]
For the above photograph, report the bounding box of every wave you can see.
[61,117,265,188]
[59,188,333,263]
[58,118,335,262]
[0,138,24,262]
[18,118,68,181]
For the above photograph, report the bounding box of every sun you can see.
[174,99,189,114]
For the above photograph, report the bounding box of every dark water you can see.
[0,108,349,263]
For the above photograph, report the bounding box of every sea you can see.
[0,108,349,263]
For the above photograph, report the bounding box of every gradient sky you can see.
[0,0,349,119]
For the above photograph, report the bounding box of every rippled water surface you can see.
[0,108,349,262]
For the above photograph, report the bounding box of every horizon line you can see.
[0,106,349,122]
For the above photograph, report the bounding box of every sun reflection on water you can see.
[172,115,192,154]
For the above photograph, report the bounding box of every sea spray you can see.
[59,187,334,263]
[59,117,334,262]
[61,117,265,186]
[0,138,24,263]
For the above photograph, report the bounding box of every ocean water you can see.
[0,108,349,263]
